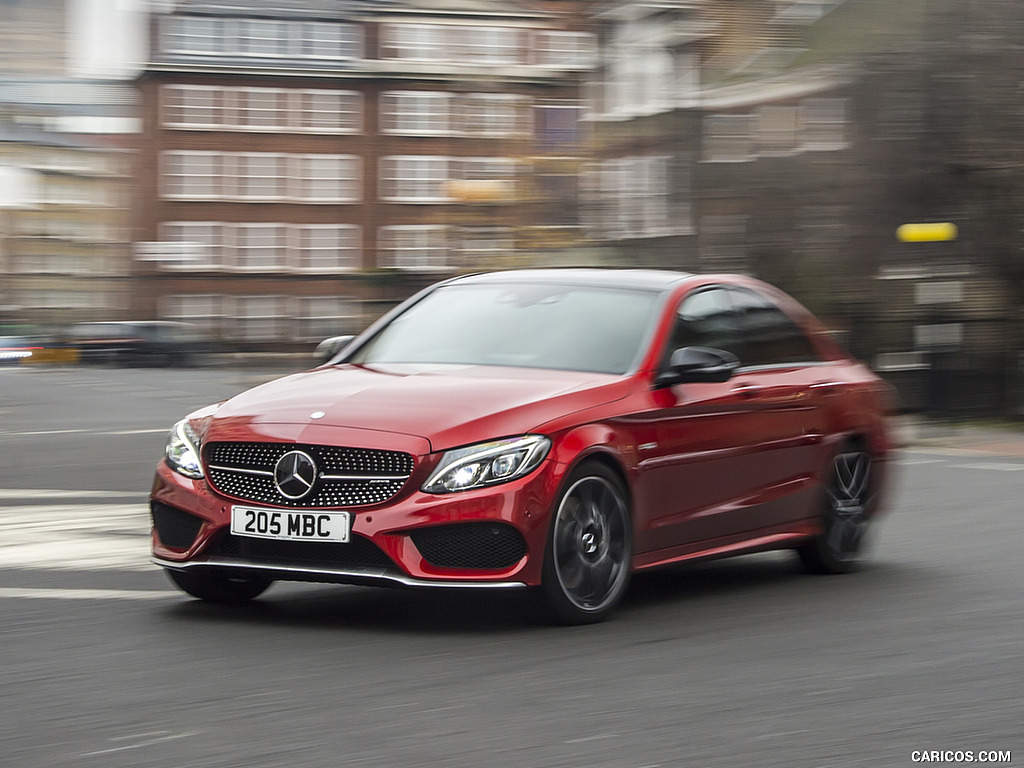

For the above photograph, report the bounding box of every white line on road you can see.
[949,462,1024,472]
[0,587,172,601]
[0,503,152,570]
[81,731,202,756]
[0,489,144,500]
[0,427,168,437]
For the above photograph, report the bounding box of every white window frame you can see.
[380,23,446,61]
[293,225,362,272]
[379,156,451,203]
[380,91,453,135]
[290,155,361,203]
[802,98,848,151]
[296,90,362,134]
[160,84,224,129]
[703,114,756,163]
[377,225,451,270]
[158,221,226,270]
[292,296,361,341]
[458,94,530,137]
[160,150,223,200]
[235,153,287,200]
[231,223,289,271]
[534,31,596,68]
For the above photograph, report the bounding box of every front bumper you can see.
[150,453,563,589]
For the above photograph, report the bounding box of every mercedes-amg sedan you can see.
[151,269,895,623]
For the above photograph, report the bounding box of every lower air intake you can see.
[151,502,204,550]
[410,523,527,570]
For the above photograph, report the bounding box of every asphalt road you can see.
[0,366,1020,768]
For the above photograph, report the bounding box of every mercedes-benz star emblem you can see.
[273,450,318,500]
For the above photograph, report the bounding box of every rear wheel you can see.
[798,448,873,574]
[166,569,272,603]
[537,462,632,624]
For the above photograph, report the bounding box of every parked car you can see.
[0,335,43,365]
[67,321,210,367]
[151,269,896,623]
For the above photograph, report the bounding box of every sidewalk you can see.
[896,416,1024,458]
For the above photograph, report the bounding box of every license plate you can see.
[230,506,350,543]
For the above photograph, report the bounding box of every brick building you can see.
[133,0,596,347]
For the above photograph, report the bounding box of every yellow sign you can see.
[896,222,958,242]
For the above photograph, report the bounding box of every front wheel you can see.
[537,462,632,624]
[798,448,873,574]
[166,569,272,603]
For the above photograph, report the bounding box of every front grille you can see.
[410,523,527,570]
[205,441,414,508]
[206,532,396,570]
[151,501,204,550]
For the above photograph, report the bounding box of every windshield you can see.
[350,282,660,375]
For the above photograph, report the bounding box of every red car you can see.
[152,269,895,623]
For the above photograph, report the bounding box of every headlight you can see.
[422,435,551,494]
[165,419,204,479]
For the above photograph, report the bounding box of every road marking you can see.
[949,462,1024,472]
[895,458,943,466]
[0,587,171,600]
[0,489,144,500]
[82,731,201,757]
[0,427,169,437]
[0,503,152,570]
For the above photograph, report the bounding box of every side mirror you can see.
[654,346,740,388]
[314,335,355,364]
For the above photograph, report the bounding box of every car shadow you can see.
[156,552,930,635]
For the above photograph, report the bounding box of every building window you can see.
[377,226,450,269]
[379,156,450,202]
[236,18,289,57]
[236,153,287,199]
[380,91,452,135]
[759,106,800,156]
[458,94,529,137]
[161,86,361,133]
[297,90,361,133]
[161,16,225,55]
[703,115,755,162]
[458,227,514,266]
[234,224,288,270]
[295,225,361,271]
[161,151,223,199]
[450,26,523,64]
[802,98,847,150]
[162,294,223,334]
[160,17,360,60]
[160,85,225,128]
[159,222,226,268]
[533,101,582,149]
[380,23,523,64]
[159,152,358,202]
[235,88,288,129]
[380,23,445,60]
[294,296,360,340]
[587,156,685,239]
[292,155,360,202]
[231,296,288,341]
[534,31,595,68]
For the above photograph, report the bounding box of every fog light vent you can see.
[151,502,204,550]
[410,523,526,570]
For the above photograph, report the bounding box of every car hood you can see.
[206,363,630,452]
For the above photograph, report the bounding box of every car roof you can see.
[448,268,695,292]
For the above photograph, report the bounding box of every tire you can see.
[166,569,272,604]
[798,446,873,574]
[537,461,632,624]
